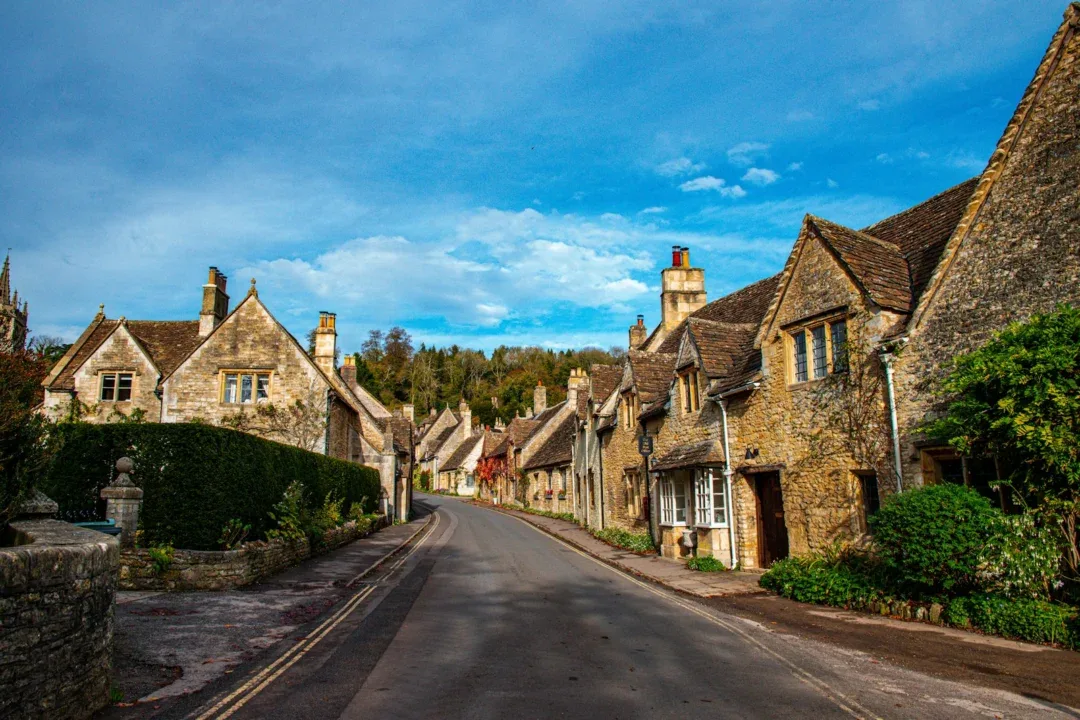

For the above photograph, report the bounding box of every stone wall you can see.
[117,515,388,592]
[894,8,1080,483]
[0,520,119,720]
[599,414,649,533]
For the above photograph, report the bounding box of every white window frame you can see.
[694,468,730,528]
[660,475,688,527]
[221,371,272,405]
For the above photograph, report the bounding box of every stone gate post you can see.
[100,456,143,547]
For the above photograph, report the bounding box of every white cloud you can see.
[858,99,881,111]
[639,206,667,214]
[876,153,893,164]
[787,161,803,172]
[655,157,706,177]
[572,191,586,201]
[678,176,746,198]
[826,178,839,189]
[726,142,769,167]
[741,167,780,186]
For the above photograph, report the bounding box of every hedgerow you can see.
[42,423,380,550]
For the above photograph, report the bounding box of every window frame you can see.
[99,371,135,402]
[678,368,700,414]
[787,316,849,386]
[220,371,273,405]
[693,468,730,528]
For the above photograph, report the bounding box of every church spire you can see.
[0,254,10,305]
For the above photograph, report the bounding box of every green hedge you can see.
[760,557,889,608]
[42,423,381,550]
[591,526,657,554]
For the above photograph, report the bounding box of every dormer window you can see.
[679,368,700,413]
[788,318,848,385]
[100,372,133,402]
[621,391,640,429]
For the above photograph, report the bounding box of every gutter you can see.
[719,400,738,569]
[712,380,760,400]
[879,346,905,493]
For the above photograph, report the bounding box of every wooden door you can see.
[755,472,789,567]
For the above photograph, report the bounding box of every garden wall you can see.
[0,520,119,720]
[118,515,388,591]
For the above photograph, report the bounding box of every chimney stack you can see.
[340,356,359,389]
[430,407,437,417]
[660,245,706,332]
[533,381,547,416]
[199,267,230,337]
[629,314,647,349]
[458,399,472,439]
[402,403,415,424]
[567,368,588,410]
[314,311,337,375]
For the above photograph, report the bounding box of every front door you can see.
[755,472,789,567]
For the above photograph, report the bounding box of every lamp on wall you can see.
[744,447,759,460]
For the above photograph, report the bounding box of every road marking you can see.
[192,510,442,720]
[504,512,885,720]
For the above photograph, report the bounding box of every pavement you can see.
[104,509,433,709]
[102,493,1080,719]
[478,501,765,597]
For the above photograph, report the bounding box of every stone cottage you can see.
[572,363,622,527]
[42,267,412,522]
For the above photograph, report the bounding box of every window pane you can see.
[224,374,238,403]
[256,375,270,402]
[794,332,808,382]
[241,374,253,403]
[831,321,848,371]
[812,325,827,378]
[712,471,728,526]
[116,373,133,402]
[660,480,672,525]
[695,470,711,526]
[674,481,687,523]
[101,374,116,401]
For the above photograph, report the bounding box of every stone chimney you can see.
[340,355,358,386]
[660,246,706,332]
[491,396,499,409]
[567,368,588,409]
[430,407,437,417]
[629,314,647,349]
[314,311,337,375]
[402,403,415,424]
[199,267,230,337]
[458,399,472,439]
[533,381,547,416]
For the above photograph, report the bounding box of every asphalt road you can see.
[172,494,1075,720]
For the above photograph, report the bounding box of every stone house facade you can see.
[572,364,622,528]
[42,267,412,522]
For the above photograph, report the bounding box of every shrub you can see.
[687,555,726,572]
[41,423,381,550]
[870,484,1000,596]
[0,413,53,533]
[980,513,1063,600]
[944,594,1078,648]
[761,556,888,609]
[266,480,307,542]
[592,526,656,554]
[520,506,577,523]
[218,518,251,550]
[147,543,175,575]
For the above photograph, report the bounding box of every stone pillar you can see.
[100,456,143,547]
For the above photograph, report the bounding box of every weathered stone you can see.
[929,603,943,624]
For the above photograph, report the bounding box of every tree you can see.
[927,304,1080,577]
[28,335,70,365]
[0,349,55,530]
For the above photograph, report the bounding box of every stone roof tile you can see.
[809,216,914,312]
[650,439,724,472]
[443,433,483,471]
[623,351,676,404]
[522,413,576,470]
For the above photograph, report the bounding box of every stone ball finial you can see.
[111,456,136,487]
[116,457,134,474]
[248,277,258,297]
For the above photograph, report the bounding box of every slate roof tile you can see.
[623,351,676,404]
[443,433,483,471]
[522,413,576,470]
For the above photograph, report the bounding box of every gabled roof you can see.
[589,364,623,404]
[684,319,760,380]
[807,216,914,313]
[523,400,568,445]
[622,351,677,404]
[442,433,483,471]
[658,274,780,354]
[45,318,202,391]
[910,4,1080,328]
[522,413,576,470]
[651,439,724,472]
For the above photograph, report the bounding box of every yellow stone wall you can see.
[65,325,162,422]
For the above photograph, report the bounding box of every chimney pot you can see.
[681,247,690,267]
[672,245,682,267]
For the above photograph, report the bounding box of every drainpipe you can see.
[582,417,589,525]
[719,399,738,570]
[880,351,904,494]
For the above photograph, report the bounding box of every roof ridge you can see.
[860,177,979,236]
[808,214,903,253]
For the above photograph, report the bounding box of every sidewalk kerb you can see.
[345,510,436,588]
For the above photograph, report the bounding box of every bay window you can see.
[659,477,688,526]
[693,468,729,528]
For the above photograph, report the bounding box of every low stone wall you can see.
[0,519,119,720]
[118,515,389,591]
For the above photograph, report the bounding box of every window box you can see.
[545,489,553,498]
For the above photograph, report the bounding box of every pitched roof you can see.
[808,216,914,312]
[658,273,780,354]
[623,351,676,404]
[524,400,567,444]
[522,413,576,470]
[46,318,202,391]
[443,433,483,471]
[424,425,458,459]
[861,178,978,305]
[589,364,623,403]
[650,440,724,472]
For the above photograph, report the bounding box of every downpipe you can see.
[719,400,738,570]
[880,351,904,494]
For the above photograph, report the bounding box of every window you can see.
[660,476,688,526]
[694,469,729,527]
[100,373,133,402]
[831,320,848,372]
[547,469,554,490]
[673,479,687,525]
[789,317,848,384]
[857,471,879,529]
[625,470,642,518]
[811,325,827,379]
[559,468,567,491]
[680,370,700,413]
[622,392,639,428]
[793,332,808,382]
[222,372,271,404]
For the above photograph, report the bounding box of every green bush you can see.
[520,506,577,523]
[41,423,381,550]
[944,594,1078,648]
[980,513,1063,600]
[687,555,726,572]
[870,484,1000,596]
[761,556,889,608]
[592,526,657,554]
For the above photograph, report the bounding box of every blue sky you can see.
[0,1,1066,354]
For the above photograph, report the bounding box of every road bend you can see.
[175,494,1073,720]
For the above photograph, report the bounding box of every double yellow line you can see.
[508,514,884,720]
[193,511,442,720]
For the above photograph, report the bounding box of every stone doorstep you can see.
[480,503,764,599]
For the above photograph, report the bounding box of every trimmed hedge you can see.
[42,423,381,550]
[944,594,1079,648]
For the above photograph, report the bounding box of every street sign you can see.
[638,434,653,457]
